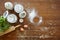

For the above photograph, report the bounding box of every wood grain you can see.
[0,0,60,40]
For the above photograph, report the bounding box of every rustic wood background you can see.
[0,0,60,40]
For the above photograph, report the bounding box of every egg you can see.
[4,2,13,10]
[24,25,28,28]
[7,14,17,23]
[14,4,24,13]
[20,28,24,31]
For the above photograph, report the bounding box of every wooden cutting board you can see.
[0,0,60,40]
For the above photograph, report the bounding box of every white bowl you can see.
[14,4,24,13]
[4,2,13,10]
[19,11,26,18]
[3,10,9,18]
[7,14,17,23]
[19,19,24,23]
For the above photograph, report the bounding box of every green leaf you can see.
[0,16,10,32]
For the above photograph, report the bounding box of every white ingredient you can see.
[27,8,42,26]
[28,9,37,23]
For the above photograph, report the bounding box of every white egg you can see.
[19,11,26,18]
[7,14,17,23]
[4,2,13,10]
[14,4,24,13]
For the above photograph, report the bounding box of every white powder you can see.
[27,8,42,26]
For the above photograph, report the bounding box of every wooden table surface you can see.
[0,0,60,40]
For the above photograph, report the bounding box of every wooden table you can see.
[0,0,60,40]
